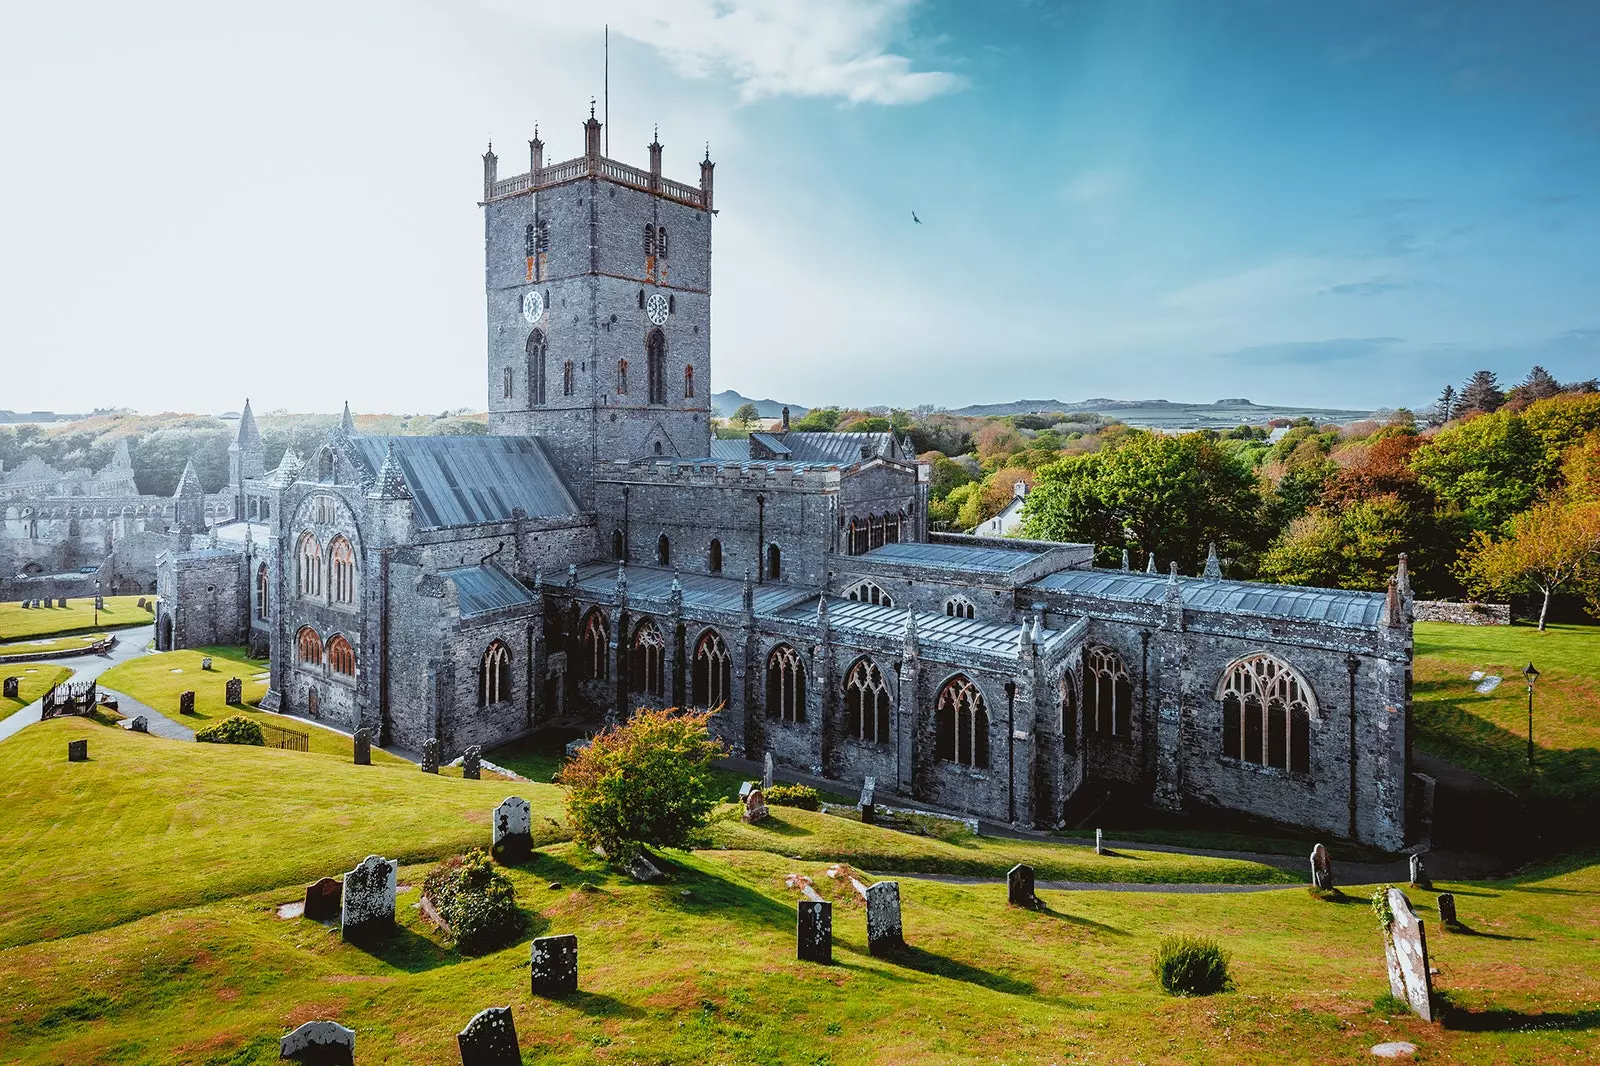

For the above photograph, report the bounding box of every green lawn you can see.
[1,720,1597,1064]
[0,662,73,722]
[0,630,113,656]
[0,595,153,641]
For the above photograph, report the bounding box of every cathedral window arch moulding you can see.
[844,581,892,607]
[632,620,666,699]
[296,625,323,666]
[1218,654,1316,774]
[328,535,357,606]
[327,634,356,678]
[527,329,547,405]
[843,657,891,744]
[580,611,609,682]
[944,594,975,619]
[296,533,322,598]
[255,563,269,621]
[934,674,989,769]
[765,643,805,722]
[1082,646,1134,738]
[692,628,732,710]
[479,640,512,706]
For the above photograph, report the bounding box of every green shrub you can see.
[194,715,265,746]
[422,848,523,955]
[764,783,820,810]
[1151,935,1233,996]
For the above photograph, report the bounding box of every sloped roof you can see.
[441,564,537,617]
[748,432,792,456]
[1028,569,1386,627]
[859,541,1046,574]
[777,596,1045,657]
[708,438,748,460]
[782,432,899,464]
[572,562,808,615]
[348,436,579,529]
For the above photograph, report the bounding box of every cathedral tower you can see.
[481,110,715,501]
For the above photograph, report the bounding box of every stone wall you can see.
[1414,600,1510,625]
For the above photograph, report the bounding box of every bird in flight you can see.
[912,210,922,224]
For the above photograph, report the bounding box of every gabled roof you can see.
[441,563,537,617]
[348,436,579,529]
[777,596,1049,658]
[1028,569,1386,627]
[708,438,747,460]
[572,562,808,615]
[748,432,791,456]
[781,432,901,464]
[859,541,1047,574]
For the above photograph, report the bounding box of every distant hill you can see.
[711,390,809,420]
[945,397,1374,429]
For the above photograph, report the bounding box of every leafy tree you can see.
[974,423,1022,466]
[1459,500,1600,630]
[925,454,974,500]
[843,416,892,433]
[1411,411,1545,531]
[1522,393,1600,471]
[1457,370,1505,414]
[1508,365,1563,408]
[1428,385,1456,427]
[792,406,843,432]
[1562,431,1600,504]
[731,403,761,430]
[558,707,725,862]
[1260,496,1460,595]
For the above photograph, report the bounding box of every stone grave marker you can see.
[67,739,88,762]
[304,876,343,921]
[129,715,149,733]
[762,750,774,790]
[1437,892,1457,926]
[179,691,195,715]
[457,1005,520,1065]
[201,656,213,670]
[340,855,397,941]
[352,728,370,765]
[95,595,104,610]
[1311,843,1334,891]
[422,738,440,774]
[137,597,146,609]
[865,880,903,954]
[463,745,482,780]
[797,896,832,963]
[530,933,579,997]
[1095,828,1104,855]
[58,598,68,608]
[18,600,27,609]
[2,677,18,699]
[225,678,243,705]
[1409,854,1431,890]
[1007,863,1038,908]
[743,787,769,824]
[627,851,665,883]
[1379,887,1436,1022]
[279,1019,355,1065]
[492,796,533,863]
[858,776,877,825]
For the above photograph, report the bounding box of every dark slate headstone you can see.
[865,881,903,955]
[179,691,195,715]
[225,678,243,705]
[18,600,28,609]
[422,738,440,774]
[530,934,578,997]
[1409,854,1431,890]
[456,1006,520,1066]
[67,739,88,762]
[1437,892,1457,926]
[340,855,397,941]
[279,1019,355,1065]
[858,775,877,825]
[1310,843,1334,891]
[1380,888,1435,1022]
[137,597,147,609]
[797,899,832,963]
[303,876,343,921]
[463,745,482,780]
[201,656,213,671]
[352,729,370,766]
[492,796,533,863]
[129,715,149,733]
[2,677,18,699]
[58,598,68,608]
[1007,863,1037,908]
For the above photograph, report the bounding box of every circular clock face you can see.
[521,290,544,324]
[645,293,670,326]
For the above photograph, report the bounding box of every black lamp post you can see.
[1523,661,1540,767]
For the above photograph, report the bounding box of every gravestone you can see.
[457,1006,520,1065]
[279,1019,355,1065]
[201,656,213,671]
[3,677,18,699]
[797,899,832,963]
[1437,892,1457,926]
[18,600,27,609]
[129,715,149,733]
[627,851,665,883]
[422,739,440,774]
[179,691,195,715]
[1409,854,1431,890]
[339,855,397,941]
[303,876,343,921]
[858,776,876,825]
[1379,887,1435,1022]
[1095,828,1104,855]
[352,729,370,766]
[95,596,104,610]
[530,934,579,997]
[492,796,533,863]
[865,880,903,955]
[137,597,146,609]
[1007,863,1038,908]
[225,678,243,705]
[58,598,67,608]
[463,746,482,780]
[67,739,88,762]
[1310,843,1335,891]
[762,750,774,790]
[742,787,769,824]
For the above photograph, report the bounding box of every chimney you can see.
[700,144,715,211]
[482,142,498,200]
[1014,480,1027,500]
[529,125,544,178]
[648,125,663,191]
[781,406,791,432]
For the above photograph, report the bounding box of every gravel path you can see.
[0,625,154,744]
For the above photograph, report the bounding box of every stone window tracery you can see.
[692,629,732,710]
[256,563,269,621]
[580,611,609,682]
[327,634,356,677]
[646,329,666,405]
[944,595,975,619]
[844,657,891,744]
[632,621,666,698]
[296,533,322,598]
[328,536,356,605]
[844,581,892,606]
[766,644,805,722]
[934,674,988,768]
[1083,646,1133,737]
[527,330,547,405]
[296,625,323,666]
[479,640,512,705]
[1219,655,1314,774]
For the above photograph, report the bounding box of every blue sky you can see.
[2,0,1596,414]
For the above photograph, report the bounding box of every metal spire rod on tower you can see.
[604,24,609,156]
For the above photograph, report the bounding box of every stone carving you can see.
[1007,863,1038,908]
[457,1005,520,1065]
[762,750,774,790]
[201,656,213,670]
[303,876,343,921]
[179,691,195,715]
[225,678,242,705]
[67,739,87,761]
[422,738,440,774]
[2,677,18,699]
[1379,887,1435,1022]
[1310,843,1334,891]
[797,898,832,963]
[129,715,149,733]
[352,729,370,765]
[858,776,876,825]
[463,745,482,780]
[865,880,903,955]
[530,933,579,997]
[1409,854,1431,890]
[279,1019,355,1065]
[1437,892,1456,926]
[492,796,533,863]
[340,855,397,941]
[742,787,768,823]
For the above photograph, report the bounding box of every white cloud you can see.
[494,0,965,105]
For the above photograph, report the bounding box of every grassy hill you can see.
[0,595,152,642]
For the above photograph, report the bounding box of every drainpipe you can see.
[622,486,630,563]
[379,548,391,744]
[1347,652,1360,839]
[756,494,766,584]
[1005,680,1016,823]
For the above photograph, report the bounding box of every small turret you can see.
[173,459,205,535]
[903,610,920,658]
[742,567,754,615]
[369,442,411,500]
[815,592,829,637]
[111,438,133,469]
[648,125,663,190]
[1396,553,1411,597]
[482,141,498,200]
[1383,577,1403,628]
[584,101,602,159]
[1146,553,1157,575]
[700,144,715,211]
[1203,541,1222,581]
[340,401,355,437]
[1121,548,1130,572]
[529,125,544,176]
[781,406,791,432]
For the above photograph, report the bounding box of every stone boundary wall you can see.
[1414,600,1510,626]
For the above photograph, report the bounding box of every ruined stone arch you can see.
[479,640,512,705]
[1059,668,1078,750]
[1082,645,1133,738]
[580,609,609,681]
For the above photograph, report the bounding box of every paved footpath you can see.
[0,625,156,745]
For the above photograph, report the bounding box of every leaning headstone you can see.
[1007,863,1038,908]
[492,796,533,863]
[858,776,877,825]
[351,728,370,765]
[137,597,147,609]
[462,745,482,780]
[1379,887,1436,1022]
[762,750,774,790]
[339,855,397,941]
[1409,854,1431,890]
[797,898,832,963]
[279,1019,355,1065]
[67,739,88,762]
[1095,828,1104,855]
[530,934,579,997]
[457,1006,520,1065]
[422,738,440,774]
[2,677,18,699]
[303,876,343,921]
[179,691,195,715]
[627,851,665,883]
[225,677,243,705]
[743,787,769,823]
[865,880,903,955]
[1437,892,1457,926]
[1310,843,1335,891]
[129,715,149,733]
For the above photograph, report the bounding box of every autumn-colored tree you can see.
[1562,431,1600,504]
[974,422,1022,466]
[1459,500,1600,630]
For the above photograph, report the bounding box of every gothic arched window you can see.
[612,528,625,560]
[327,634,356,677]
[944,595,975,619]
[843,657,891,744]
[617,358,629,395]
[1082,646,1134,737]
[845,581,892,606]
[692,629,732,710]
[328,536,356,605]
[527,329,547,405]
[1219,655,1315,774]
[646,329,666,405]
[767,543,781,581]
[580,611,609,681]
[563,360,574,397]
[643,224,655,264]
[1060,671,1077,753]
[255,563,269,621]
[934,674,988,768]
[707,538,722,575]
[296,626,323,666]
[684,365,694,398]
[479,640,512,705]
[632,621,666,698]
[656,227,669,259]
[296,533,322,598]
[766,644,805,722]
[657,533,671,566]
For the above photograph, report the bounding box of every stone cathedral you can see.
[160,110,1416,850]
